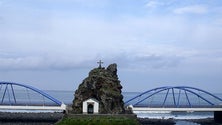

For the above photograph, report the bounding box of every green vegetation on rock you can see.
[56,116,139,125]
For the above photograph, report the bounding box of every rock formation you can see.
[72,63,125,114]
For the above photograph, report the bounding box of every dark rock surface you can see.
[72,63,125,114]
[183,118,222,125]
[0,112,64,125]
[137,118,175,125]
[138,118,221,125]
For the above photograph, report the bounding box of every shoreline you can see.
[179,118,221,125]
[0,112,221,125]
[0,112,64,125]
[138,117,221,125]
[138,118,175,125]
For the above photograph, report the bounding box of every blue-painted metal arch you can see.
[125,86,222,107]
[0,82,62,106]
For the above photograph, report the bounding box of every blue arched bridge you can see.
[0,82,66,112]
[125,86,222,113]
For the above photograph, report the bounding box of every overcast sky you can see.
[0,0,222,92]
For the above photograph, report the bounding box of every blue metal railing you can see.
[125,86,222,108]
[0,82,62,106]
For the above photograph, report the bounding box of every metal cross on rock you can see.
[97,60,103,68]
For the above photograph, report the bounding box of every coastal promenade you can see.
[126,86,222,123]
[0,82,67,113]
[132,107,222,112]
[0,82,67,124]
[1,81,222,124]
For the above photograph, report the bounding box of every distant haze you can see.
[0,0,222,92]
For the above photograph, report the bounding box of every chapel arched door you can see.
[87,104,94,114]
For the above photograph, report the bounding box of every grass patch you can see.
[56,116,139,125]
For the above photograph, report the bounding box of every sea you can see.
[46,90,222,125]
[1,89,222,125]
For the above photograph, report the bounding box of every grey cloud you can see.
[101,52,185,71]
[128,54,184,69]
[0,56,46,70]
[0,53,99,70]
[0,52,183,71]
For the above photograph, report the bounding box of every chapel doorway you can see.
[87,104,94,114]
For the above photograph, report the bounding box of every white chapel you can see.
[82,98,99,114]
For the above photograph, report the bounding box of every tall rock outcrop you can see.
[72,63,125,114]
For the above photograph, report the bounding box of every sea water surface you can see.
[2,89,221,125]
[45,90,222,125]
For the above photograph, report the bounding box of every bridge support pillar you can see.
[214,111,222,123]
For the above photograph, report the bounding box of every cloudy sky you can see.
[0,0,222,92]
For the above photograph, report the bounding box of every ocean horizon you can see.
[1,89,221,125]
[45,90,222,119]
